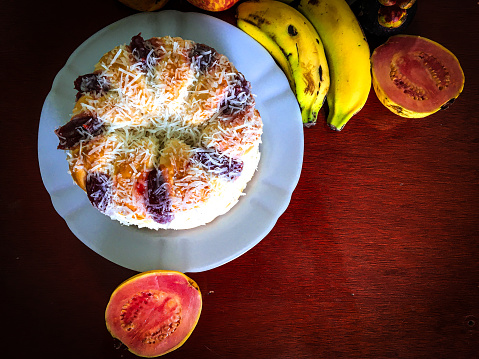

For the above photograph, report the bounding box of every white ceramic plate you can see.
[38,11,303,273]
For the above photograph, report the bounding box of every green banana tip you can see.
[328,123,344,131]
[327,113,354,132]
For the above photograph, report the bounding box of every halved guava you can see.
[371,35,465,118]
[105,270,202,357]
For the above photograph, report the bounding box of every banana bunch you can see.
[237,0,330,126]
[237,0,371,131]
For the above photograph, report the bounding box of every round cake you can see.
[55,34,262,230]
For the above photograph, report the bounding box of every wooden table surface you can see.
[2,0,478,358]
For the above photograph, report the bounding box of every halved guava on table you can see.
[371,34,465,118]
[105,270,202,357]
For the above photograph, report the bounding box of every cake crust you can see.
[55,34,262,230]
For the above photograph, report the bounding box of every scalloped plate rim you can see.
[38,11,304,273]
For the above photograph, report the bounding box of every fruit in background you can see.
[352,0,417,42]
[117,0,170,11]
[378,0,416,7]
[396,0,416,9]
[378,5,407,28]
[371,35,465,118]
[105,270,202,357]
[237,0,330,125]
[187,0,241,11]
[280,0,371,131]
[378,0,396,5]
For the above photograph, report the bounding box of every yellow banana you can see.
[282,0,371,130]
[236,18,295,88]
[237,0,330,125]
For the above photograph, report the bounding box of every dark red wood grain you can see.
[2,0,478,358]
